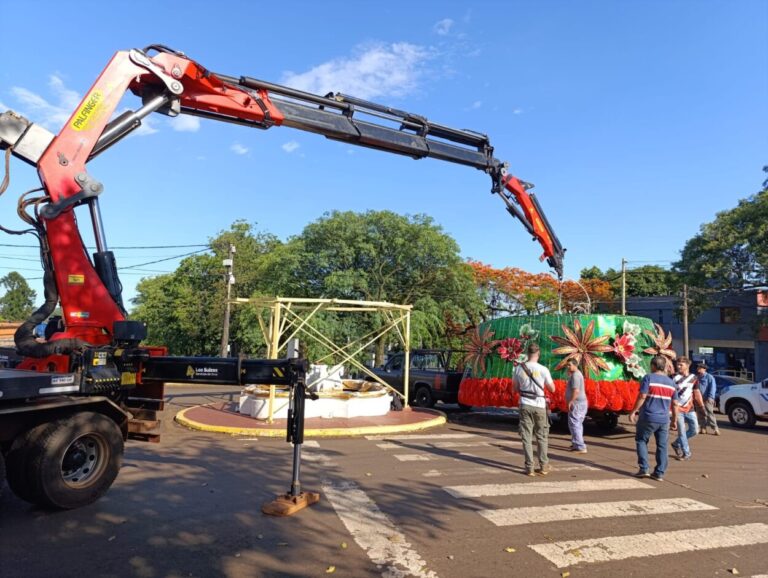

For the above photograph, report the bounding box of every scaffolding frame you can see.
[233,297,412,422]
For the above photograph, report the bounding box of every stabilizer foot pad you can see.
[262,491,320,516]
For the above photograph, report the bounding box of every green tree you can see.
[674,187,767,291]
[580,265,678,297]
[263,210,484,363]
[0,271,37,321]
[131,222,281,355]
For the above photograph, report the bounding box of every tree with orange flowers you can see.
[468,260,613,317]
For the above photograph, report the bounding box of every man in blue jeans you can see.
[629,355,679,481]
[565,358,588,453]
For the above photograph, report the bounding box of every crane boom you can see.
[0,44,564,362]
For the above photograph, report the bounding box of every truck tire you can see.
[727,401,756,428]
[27,412,124,509]
[5,422,54,504]
[594,411,619,434]
[413,385,435,408]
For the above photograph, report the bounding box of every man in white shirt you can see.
[514,343,556,476]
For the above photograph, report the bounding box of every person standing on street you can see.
[565,358,588,453]
[671,357,703,460]
[696,361,720,435]
[629,355,679,481]
[514,343,556,476]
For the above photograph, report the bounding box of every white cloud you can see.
[282,42,433,100]
[48,74,82,110]
[282,141,300,153]
[8,75,162,137]
[169,115,201,132]
[132,115,159,136]
[230,143,249,155]
[434,18,454,35]
[513,108,523,115]
[470,100,482,110]
[10,86,71,131]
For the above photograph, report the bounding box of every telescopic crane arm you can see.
[0,45,564,362]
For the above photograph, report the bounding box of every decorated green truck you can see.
[457,314,677,429]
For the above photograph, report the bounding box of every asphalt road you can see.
[1,385,767,578]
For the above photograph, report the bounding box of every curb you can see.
[174,405,447,438]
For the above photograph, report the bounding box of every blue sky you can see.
[1,0,766,308]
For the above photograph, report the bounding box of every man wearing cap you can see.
[696,361,720,435]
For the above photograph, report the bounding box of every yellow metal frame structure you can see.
[234,297,412,422]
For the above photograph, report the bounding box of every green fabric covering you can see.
[478,314,658,381]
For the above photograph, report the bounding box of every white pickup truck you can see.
[719,378,768,428]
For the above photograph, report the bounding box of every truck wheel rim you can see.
[732,407,748,424]
[61,434,107,487]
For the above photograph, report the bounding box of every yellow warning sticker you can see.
[71,90,106,132]
[120,372,137,385]
[68,274,85,284]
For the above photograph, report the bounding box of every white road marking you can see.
[480,498,717,526]
[365,433,477,441]
[445,478,653,498]
[420,465,596,478]
[423,467,505,477]
[549,465,599,472]
[301,440,321,448]
[529,523,768,568]
[377,440,521,450]
[323,480,438,578]
[394,454,432,461]
[301,453,335,466]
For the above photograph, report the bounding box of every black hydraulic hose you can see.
[14,267,86,358]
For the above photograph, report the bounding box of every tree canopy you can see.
[0,271,36,321]
[674,188,767,291]
[131,213,485,361]
[580,264,679,299]
[470,261,613,316]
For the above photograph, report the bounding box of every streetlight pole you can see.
[682,283,689,357]
[621,258,627,315]
[220,244,236,358]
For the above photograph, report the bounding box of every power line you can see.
[118,249,211,270]
[0,242,209,249]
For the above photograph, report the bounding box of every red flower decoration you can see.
[497,338,523,362]
[612,334,635,362]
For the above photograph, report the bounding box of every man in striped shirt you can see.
[629,355,679,482]
[671,356,703,460]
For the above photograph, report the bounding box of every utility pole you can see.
[682,283,689,357]
[621,258,627,315]
[220,244,236,358]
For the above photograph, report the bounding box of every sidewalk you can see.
[175,401,446,438]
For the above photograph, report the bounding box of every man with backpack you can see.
[514,343,556,476]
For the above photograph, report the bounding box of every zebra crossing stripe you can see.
[445,478,653,498]
[394,454,432,461]
[529,523,768,568]
[323,480,438,578]
[377,440,521,450]
[479,498,717,526]
[423,467,504,477]
[365,433,477,440]
[422,465,597,478]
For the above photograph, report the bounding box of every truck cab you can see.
[719,378,768,428]
[369,350,465,408]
